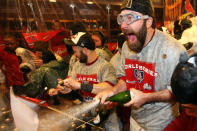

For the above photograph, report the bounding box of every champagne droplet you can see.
[5,118,11,123]
[81,124,86,128]
[81,113,86,117]
[71,123,76,127]
[1,125,6,129]
[12,128,19,131]
[2,111,8,115]
[1,107,6,112]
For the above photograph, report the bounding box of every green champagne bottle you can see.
[106,91,133,103]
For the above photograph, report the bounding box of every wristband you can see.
[81,82,93,93]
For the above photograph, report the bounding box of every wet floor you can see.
[0,108,18,131]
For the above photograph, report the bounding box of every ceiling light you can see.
[49,0,56,2]
[106,4,111,10]
[70,3,75,8]
[86,1,94,4]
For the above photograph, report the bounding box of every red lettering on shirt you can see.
[125,59,158,93]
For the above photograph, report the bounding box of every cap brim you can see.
[63,38,75,46]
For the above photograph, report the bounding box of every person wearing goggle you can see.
[117,12,149,25]
[96,0,188,131]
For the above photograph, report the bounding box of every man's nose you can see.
[121,21,128,29]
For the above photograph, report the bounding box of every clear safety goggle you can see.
[117,12,149,25]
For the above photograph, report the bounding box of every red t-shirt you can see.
[163,110,197,131]
[0,47,24,86]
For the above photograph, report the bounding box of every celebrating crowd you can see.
[0,0,197,131]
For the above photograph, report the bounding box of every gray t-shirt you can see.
[110,51,121,76]
[117,30,187,130]
[70,56,117,98]
[68,48,112,76]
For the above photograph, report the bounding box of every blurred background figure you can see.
[0,34,25,87]
[52,21,64,30]
[91,31,113,60]
[110,33,127,72]
[49,21,69,60]
[0,34,24,111]
[13,40,70,105]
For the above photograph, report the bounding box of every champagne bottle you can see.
[106,91,134,103]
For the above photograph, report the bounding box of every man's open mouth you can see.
[127,33,137,43]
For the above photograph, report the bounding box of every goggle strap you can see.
[141,15,149,19]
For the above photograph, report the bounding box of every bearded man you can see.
[55,32,117,97]
[49,32,119,130]
[96,0,188,130]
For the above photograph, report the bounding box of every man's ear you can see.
[146,17,153,28]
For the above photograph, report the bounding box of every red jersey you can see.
[163,110,197,131]
[0,47,24,86]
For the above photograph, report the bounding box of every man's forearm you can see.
[112,79,127,95]
[144,88,173,103]
[92,79,127,94]
[92,82,113,94]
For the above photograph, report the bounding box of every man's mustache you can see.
[122,29,135,36]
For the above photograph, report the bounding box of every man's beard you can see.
[122,20,147,53]
[79,50,87,63]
